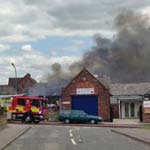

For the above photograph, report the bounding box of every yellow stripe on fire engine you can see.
[16,106,24,112]
[31,107,39,113]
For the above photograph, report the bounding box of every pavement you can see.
[100,119,144,128]
[111,128,150,145]
[0,124,31,150]
[113,119,140,124]
[9,119,145,128]
[39,119,144,128]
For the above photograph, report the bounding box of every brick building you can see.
[61,68,110,121]
[0,73,37,95]
[110,83,150,123]
[0,85,16,95]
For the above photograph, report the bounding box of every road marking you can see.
[70,133,73,137]
[77,128,83,142]
[69,129,72,133]
[69,129,73,137]
[71,138,77,145]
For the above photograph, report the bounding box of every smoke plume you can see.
[30,10,150,95]
[83,10,150,83]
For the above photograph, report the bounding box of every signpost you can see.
[76,88,94,95]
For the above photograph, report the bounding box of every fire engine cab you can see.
[7,96,48,123]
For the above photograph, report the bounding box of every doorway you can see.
[122,102,138,118]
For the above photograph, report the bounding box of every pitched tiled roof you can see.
[110,82,150,96]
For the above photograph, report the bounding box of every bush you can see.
[0,106,6,116]
[0,107,4,115]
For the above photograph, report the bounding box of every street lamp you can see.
[11,63,18,93]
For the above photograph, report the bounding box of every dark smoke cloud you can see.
[112,11,150,82]
[29,63,83,96]
[82,34,112,75]
[29,10,150,95]
[83,10,150,83]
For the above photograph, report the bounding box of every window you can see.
[31,99,40,107]
[125,103,129,118]
[18,99,26,106]
[131,103,135,117]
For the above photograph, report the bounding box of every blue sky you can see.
[31,36,94,56]
[0,0,150,84]
[5,36,94,57]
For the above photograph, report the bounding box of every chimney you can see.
[25,73,31,78]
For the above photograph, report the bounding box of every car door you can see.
[78,111,88,123]
[71,111,80,122]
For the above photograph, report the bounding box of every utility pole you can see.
[11,63,18,93]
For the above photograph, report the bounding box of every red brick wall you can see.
[18,77,36,93]
[61,69,110,121]
[143,113,150,123]
[111,104,119,118]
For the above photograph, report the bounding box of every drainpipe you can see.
[118,99,121,119]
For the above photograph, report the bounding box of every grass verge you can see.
[143,125,150,129]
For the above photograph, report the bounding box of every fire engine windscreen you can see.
[31,99,40,107]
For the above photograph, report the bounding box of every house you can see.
[0,73,37,95]
[110,83,150,119]
[8,73,37,94]
[61,68,110,121]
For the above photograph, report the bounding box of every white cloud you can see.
[0,44,10,52]
[50,56,80,64]
[140,6,150,24]
[0,0,149,42]
[51,51,57,56]
[141,6,150,15]
[21,44,33,51]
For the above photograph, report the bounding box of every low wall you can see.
[143,113,150,123]
[0,115,7,130]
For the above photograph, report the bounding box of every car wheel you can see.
[90,119,96,124]
[65,119,70,124]
[25,115,33,123]
[12,114,17,121]
[33,120,40,124]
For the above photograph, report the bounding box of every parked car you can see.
[59,110,102,124]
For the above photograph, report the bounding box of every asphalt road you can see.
[4,125,149,150]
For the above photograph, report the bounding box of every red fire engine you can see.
[7,96,48,123]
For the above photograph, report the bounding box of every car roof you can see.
[60,110,85,113]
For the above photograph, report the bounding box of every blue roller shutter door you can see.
[72,95,98,115]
